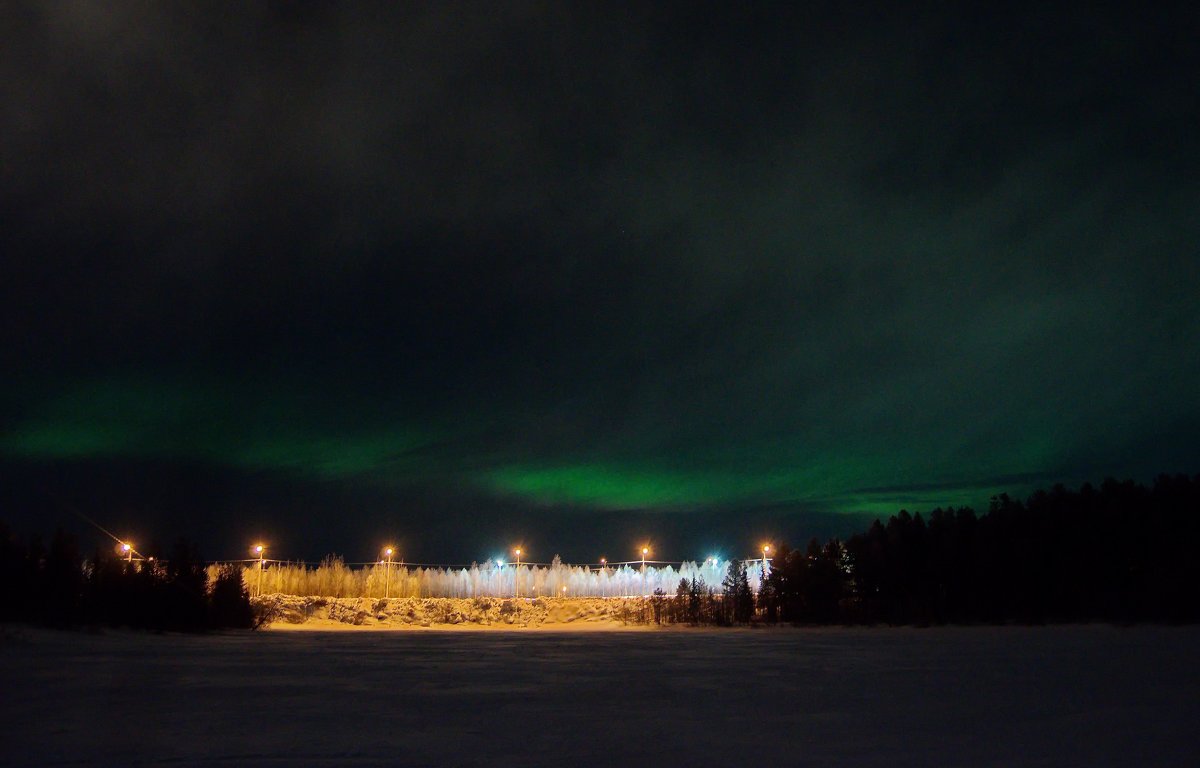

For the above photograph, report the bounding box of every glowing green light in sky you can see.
[480,460,1024,513]
[0,375,432,479]
[0,373,1070,514]
[483,464,749,508]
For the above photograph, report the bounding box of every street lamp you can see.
[641,546,650,596]
[253,544,266,597]
[382,546,395,599]
[120,542,133,564]
[762,544,771,578]
[514,548,522,598]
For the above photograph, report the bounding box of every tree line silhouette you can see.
[614,474,1200,627]
[761,474,1199,625]
[1,474,1196,630]
[638,558,757,626]
[0,526,255,631]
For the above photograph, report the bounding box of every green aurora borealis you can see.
[1,4,1197,559]
[0,368,1143,520]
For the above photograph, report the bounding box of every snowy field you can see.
[2,625,1197,767]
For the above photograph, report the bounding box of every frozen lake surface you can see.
[2,625,1197,766]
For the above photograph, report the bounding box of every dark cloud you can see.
[2,2,1197,560]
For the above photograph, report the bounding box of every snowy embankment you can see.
[254,594,646,628]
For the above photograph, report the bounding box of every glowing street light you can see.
[120,542,133,563]
[382,546,395,599]
[514,548,522,598]
[253,544,266,597]
[640,546,650,596]
[762,544,772,577]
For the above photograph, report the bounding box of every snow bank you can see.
[253,594,646,628]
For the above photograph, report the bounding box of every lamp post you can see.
[762,544,771,582]
[514,548,522,598]
[641,546,649,596]
[383,547,394,599]
[599,557,606,597]
[121,542,133,564]
[253,544,266,597]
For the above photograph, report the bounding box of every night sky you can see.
[2,3,1197,563]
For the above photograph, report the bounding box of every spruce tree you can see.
[721,559,741,624]
[721,559,755,624]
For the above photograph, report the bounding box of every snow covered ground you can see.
[2,624,1197,766]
